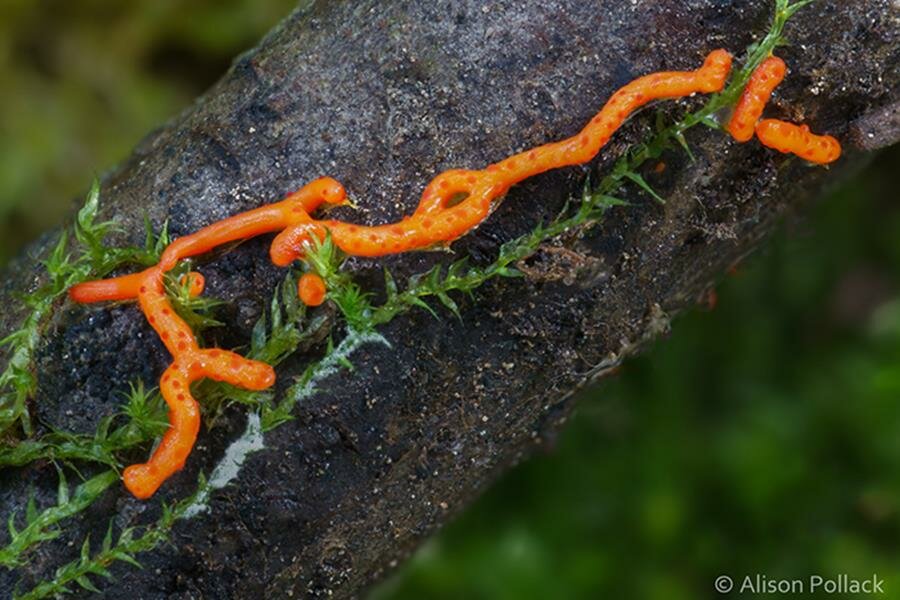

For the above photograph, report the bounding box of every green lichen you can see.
[5,1,816,595]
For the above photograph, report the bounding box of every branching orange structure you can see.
[70,178,348,498]
[727,54,841,164]
[69,48,841,499]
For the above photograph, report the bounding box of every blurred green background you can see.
[0,0,297,261]
[1,2,898,599]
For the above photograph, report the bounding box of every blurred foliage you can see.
[1,2,899,599]
[0,0,297,262]
[375,146,900,600]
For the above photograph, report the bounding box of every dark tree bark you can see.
[1,0,898,597]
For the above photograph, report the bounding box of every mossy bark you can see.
[1,0,898,597]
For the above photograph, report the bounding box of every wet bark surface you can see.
[1,0,898,597]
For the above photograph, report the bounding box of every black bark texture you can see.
[1,0,898,597]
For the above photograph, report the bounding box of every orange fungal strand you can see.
[298,273,327,307]
[137,269,199,356]
[72,180,341,499]
[269,222,323,267]
[414,169,485,217]
[727,56,787,142]
[68,47,841,500]
[68,270,147,303]
[123,345,275,499]
[160,204,288,271]
[159,177,346,271]
[723,54,841,164]
[317,49,733,258]
[510,49,733,175]
[755,119,842,164]
[122,364,198,499]
[120,266,275,499]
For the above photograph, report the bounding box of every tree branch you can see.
[1,0,897,597]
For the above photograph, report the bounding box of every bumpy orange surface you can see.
[727,54,841,164]
[270,50,734,261]
[70,179,344,498]
[727,56,787,142]
[69,48,841,499]
[755,119,842,164]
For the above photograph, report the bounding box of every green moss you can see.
[0,180,168,438]
[1,470,118,570]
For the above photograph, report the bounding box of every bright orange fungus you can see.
[727,54,841,164]
[298,273,327,306]
[69,178,346,499]
[755,119,842,164]
[68,48,839,499]
[727,56,786,142]
[281,49,734,260]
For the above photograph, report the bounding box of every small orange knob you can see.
[298,273,327,306]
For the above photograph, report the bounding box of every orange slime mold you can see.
[70,178,344,498]
[755,119,842,164]
[271,50,734,261]
[727,54,841,164]
[727,56,787,142]
[297,273,327,307]
[127,267,275,498]
[73,49,849,500]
